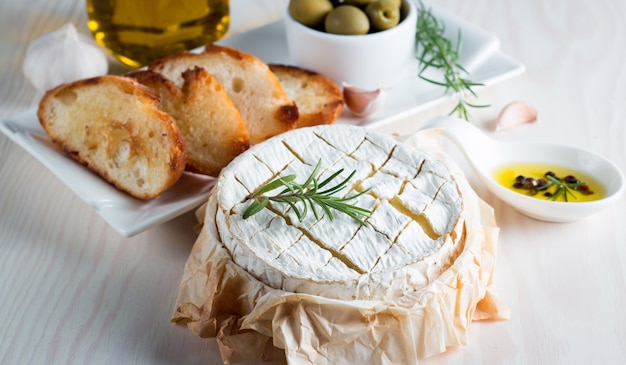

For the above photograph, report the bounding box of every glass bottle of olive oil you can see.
[87,0,229,68]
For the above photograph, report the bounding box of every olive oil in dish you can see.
[494,163,605,202]
[87,0,229,68]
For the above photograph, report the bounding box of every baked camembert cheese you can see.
[173,124,505,364]
[216,124,464,300]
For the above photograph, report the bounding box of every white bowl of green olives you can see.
[285,0,417,90]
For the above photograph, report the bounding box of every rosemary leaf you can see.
[415,1,489,120]
[242,197,269,219]
[242,159,372,225]
[545,174,580,201]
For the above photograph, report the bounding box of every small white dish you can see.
[0,109,215,237]
[284,0,417,90]
[422,116,626,222]
[219,4,525,129]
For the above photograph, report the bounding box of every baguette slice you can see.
[37,75,188,199]
[149,44,299,144]
[130,68,250,177]
[269,64,344,128]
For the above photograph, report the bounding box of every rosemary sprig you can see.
[539,174,585,202]
[415,1,489,120]
[242,159,373,225]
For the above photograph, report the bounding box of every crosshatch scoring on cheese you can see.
[214,124,465,301]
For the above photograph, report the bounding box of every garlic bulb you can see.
[23,23,108,93]
[343,83,386,117]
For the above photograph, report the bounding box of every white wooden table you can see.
[1,0,625,364]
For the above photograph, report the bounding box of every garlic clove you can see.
[496,101,538,131]
[23,23,109,93]
[343,83,386,117]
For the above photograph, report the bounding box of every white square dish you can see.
[0,109,215,237]
[218,6,525,128]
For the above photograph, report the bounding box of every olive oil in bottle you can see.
[87,0,229,68]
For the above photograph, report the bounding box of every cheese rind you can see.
[214,125,464,300]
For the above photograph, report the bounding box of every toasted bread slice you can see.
[37,75,188,199]
[130,68,250,177]
[149,44,299,144]
[268,64,344,128]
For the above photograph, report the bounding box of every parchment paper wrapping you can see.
[172,130,509,364]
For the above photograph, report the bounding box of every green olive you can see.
[343,0,378,6]
[365,0,400,31]
[289,0,334,28]
[324,5,370,35]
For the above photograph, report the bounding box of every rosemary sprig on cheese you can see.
[243,159,372,225]
[415,1,489,120]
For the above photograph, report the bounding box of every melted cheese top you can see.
[214,125,464,300]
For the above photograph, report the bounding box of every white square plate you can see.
[1,6,523,236]
[0,109,216,237]
[218,6,525,128]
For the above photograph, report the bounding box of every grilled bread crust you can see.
[37,75,188,199]
[130,68,250,177]
[150,44,299,144]
[269,64,344,128]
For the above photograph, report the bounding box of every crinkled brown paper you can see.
[172,129,510,364]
